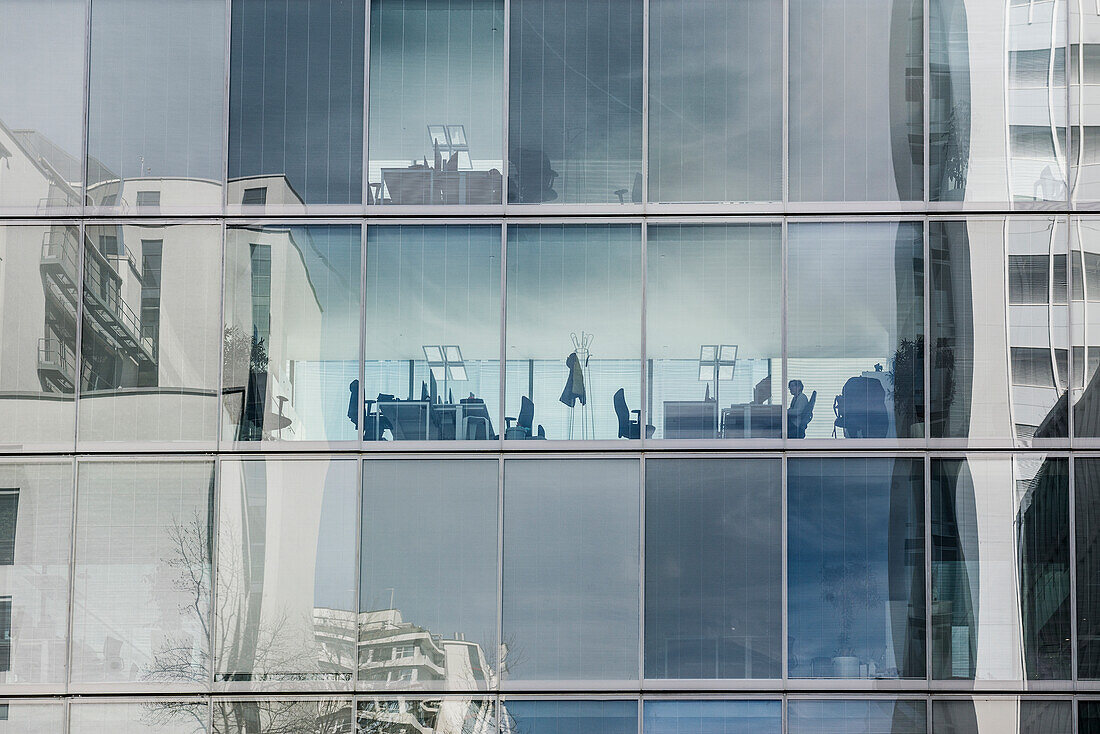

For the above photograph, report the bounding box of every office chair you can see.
[614,388,654,439]
[505,395,535,439]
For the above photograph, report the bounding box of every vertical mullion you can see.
[362,0,372,209]
[1072,454,1080,684]
[925,452,933,683]
[641,0,650,207]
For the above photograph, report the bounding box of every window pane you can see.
[788,700,926,734]
[931,218,1069,441]
[357,698,496,734]
[1075,457,1100,678]
[0,702,65,734]
[933,699,1072,734]
[644,459,781,679]
[223,224,361,443]
[505,224,641,441]
[364,225,500,441]
[216,459,357,683]
[643,701,780,734]
[508,0,642,204]
[87,0,225,212]
[1082,701,1100,734]
[934,0,1068,203]
[787,457,925,679]
[647,224,781,439]
[212,700,353,733]
[0,462,71,686]
[932,456,1070,681]
[0,0,84,212]
[0,224,78,449]
[228,0,365,208]
[368,0,504,206]
[788,222,925,439]
[360,460,498,690]
[79,224,221,444]
[1073,218,1100,436]
[649,0,781,203]
[70,702,208,734]
[71,461,214,685]
[503,701,636,734]
[789,0,923,202]
[502,459,640,681]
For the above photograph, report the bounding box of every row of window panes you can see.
[2,697,1097,734]
[11,217,1100,446]
[3,454,1100,687]
[7,0,1100,210]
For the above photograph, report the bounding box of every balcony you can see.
[36,337,74,393]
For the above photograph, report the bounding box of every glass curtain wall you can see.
[364,225,500,441]
[368,0,504,206]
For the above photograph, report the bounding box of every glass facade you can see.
[4,0,1100,726]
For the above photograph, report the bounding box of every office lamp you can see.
[423,345,467,402]
[699,344,737,435]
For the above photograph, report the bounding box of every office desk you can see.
[663,400,719,439]
[434,401,494,440]
[381,168,501,205]
[722,404,782,438]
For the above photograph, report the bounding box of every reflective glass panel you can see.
[789,0,923,202]
[368,0,504,206]
[933,699,1072,734]
[649,0,782,203]
[502,459,640,681]
[71,461,214,685]
[1082,701,1100,734]
[1073,217,1100,437]
[788,700,926,734]
[932,456,1070,680]
[0,224,78,449]
[0,0,84,212]
[505,225,641,441]
[357,698,497,734]
[644,459,782,679]
[70,702,208,734]
[934,0,1069,204]
[931,218,1069,442]
[787,457,925,679]
[503,701,637,734]
[364,225,500,441]
[0,462,71,686]
[1072,4,1100,205]
[216,459,357,683]
[1076,457,1100,678]
[228,0,365,208]
[0,702,65,733]
[508,0,643,204]
[79,224,221,445]
[87,0,226,213]
[360,460,498,690]
[647,224,781,439]
[643,701,780,734]
[212,699,354,733]
[788,222,925,440]
[223,224,361,443]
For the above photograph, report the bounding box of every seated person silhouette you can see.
[787,379,815,439]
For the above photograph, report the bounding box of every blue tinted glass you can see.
[508,0,643,204]
[644,701,781,734]
[364,225,501,441]
[789,700,926,734]
[229,0,364,206]
[505,224,641,441]
[645,459,782,679]
[504,701,637,734]
[788,457,926,679]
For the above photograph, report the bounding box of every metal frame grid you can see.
[0,0,1096,730]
